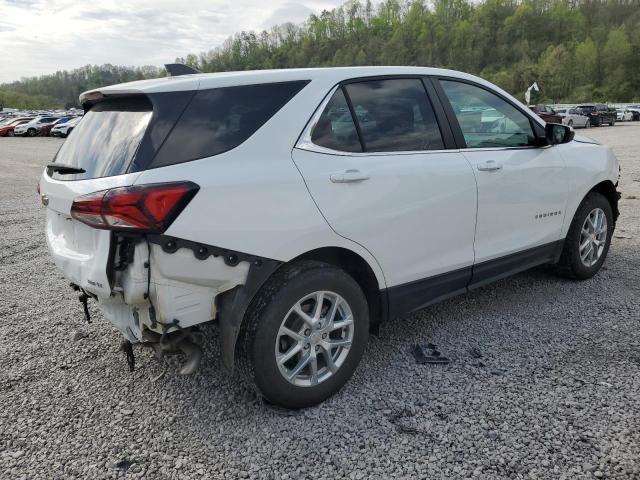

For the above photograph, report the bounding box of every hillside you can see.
[3,0,640,109]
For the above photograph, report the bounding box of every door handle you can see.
[330,169,370,183]
[477,160,502,172]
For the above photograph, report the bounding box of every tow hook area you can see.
[70,283,95,323]
[141,327,204,376]
[119,328,204,376]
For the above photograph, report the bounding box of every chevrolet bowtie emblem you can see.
[41,194,49,206]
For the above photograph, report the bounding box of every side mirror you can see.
[545,123,574,145]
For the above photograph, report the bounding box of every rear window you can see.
[51,97,152,180]
[150,81,308,168]
[50,81,307,180]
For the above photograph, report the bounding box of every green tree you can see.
[4,0,640,108]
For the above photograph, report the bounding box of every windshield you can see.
[51,97,152,181]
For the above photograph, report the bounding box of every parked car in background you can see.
[529,104,563,123]
[616,109,633,122]
[39,66,620,408]
[576,104,615,127]
[557,108,591,128]
[627,106,640,121]
[0,117,34,136]
[50,116,81,138]
[40,117,71,136]
[14,116,61,136]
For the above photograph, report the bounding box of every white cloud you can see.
[0,0,344,83]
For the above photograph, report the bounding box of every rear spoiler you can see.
[79,63,201,108]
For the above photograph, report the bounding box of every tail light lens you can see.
[71,182,199,233]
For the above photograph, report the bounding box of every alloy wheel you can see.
[275,290,354,387]
[579,208,608,267]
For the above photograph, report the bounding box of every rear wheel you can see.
[7,131,14,137]
[236,260,369,408]
[585,119,591,128]
[568,119,573,127]
[552,192,613,280]
[28,128,37,137]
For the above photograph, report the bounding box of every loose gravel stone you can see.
[1,125,639,479]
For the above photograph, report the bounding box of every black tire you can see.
[552,192,614,280]
[236,260,369,408]
[28,128,37,137]
[568,119,573,127]
[585,119,591,128]
[610,120,615,126]
[7,131,14,137]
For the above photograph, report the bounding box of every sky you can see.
[0,0,345,84]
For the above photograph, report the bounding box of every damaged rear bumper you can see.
[54,230,281,372]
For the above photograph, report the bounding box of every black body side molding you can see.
[386,266,471,320]
[384,240,563,320]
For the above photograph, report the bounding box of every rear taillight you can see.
[71,182,199,233]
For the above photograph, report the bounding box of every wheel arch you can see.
[218,245,386,374]
[293,247,386,334]
[590,180,620,223]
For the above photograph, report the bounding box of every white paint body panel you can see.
[556,141,619,237]
[42,171,143,298]
[462,146,568,262]
[292,149,477,287]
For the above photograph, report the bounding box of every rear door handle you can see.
[477,160,502,172]
[330,169,370,183]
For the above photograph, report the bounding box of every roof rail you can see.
[164,63,201,77]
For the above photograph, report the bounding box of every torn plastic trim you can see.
[147,234,271,267]
[147,234,283,372]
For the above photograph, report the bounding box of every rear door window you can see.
[343,79,444,152]
[150,81,308,168]
[51,97,153,180]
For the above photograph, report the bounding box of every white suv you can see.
[39,67,620,408]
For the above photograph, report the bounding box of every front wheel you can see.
[585,119,591,128]
[27,128,37,137]
[552,192,613,280]
[568,119,573,127]
[236,261,369,408]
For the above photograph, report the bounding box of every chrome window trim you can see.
[295,80,551,157]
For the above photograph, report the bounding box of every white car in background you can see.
[13,115,60,136]
[38,66,621,408]
[616,109,633,122]
[50,116,82,137]
[557,107,591,128]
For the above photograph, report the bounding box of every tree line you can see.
[1,65,163,109]
[3,0,639,109]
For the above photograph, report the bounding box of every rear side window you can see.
[51,97,152,180]
[151,81,308,168]
[440,80,536,148]
[311,89,362,152]
[344,79,444,152]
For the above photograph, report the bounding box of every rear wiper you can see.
[46,163,86,175]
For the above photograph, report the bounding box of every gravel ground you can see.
[1,124,639,480]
